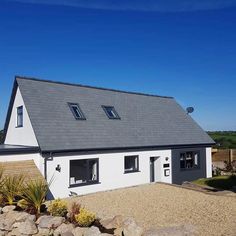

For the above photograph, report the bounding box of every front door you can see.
[150,157,156,182]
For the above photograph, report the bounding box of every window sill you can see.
[15,125,23,128]
[124,170,140,174]
[69,181,101,188]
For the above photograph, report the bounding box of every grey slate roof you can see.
[14,77,214,152]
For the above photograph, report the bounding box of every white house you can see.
[0,76,214,199]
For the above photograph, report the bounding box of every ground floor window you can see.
[70,159,99,186]
[124,155,139,173]
[180,151,199,170]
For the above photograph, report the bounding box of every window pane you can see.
[180,151,199,169]
[103,106,120,119]
[72,105,82,118]
[69,103,85,120]
[125,156,138,172]
[180,153,185,169]
[70,160,87,184]
[106,107,115,117]
[194,153,199,167]
[70,159,99,185]
[88,160,98,181]
[17,106,23,127]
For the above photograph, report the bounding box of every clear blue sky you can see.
[0,0,236,131]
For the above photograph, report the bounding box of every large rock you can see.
[18,219,38,235]
[114,218,143,236]
[6,228,20,236]
[37,215,65,229]
[84,226,101,236]
[61,232,74,236]
[122,219,143,236]
[35,227,53,236]
[72,227,88,236]
[15,212,36,222]
[142,225,196,236]
[2,206,16,214]
[54,223,75,236]
[0,231,6,236]
[100,215,124,230]
[0,212,16,231]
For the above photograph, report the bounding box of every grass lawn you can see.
[193,175,236,190]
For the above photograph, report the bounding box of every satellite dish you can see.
[186,107,194,114]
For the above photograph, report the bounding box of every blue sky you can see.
[0,0,236,131]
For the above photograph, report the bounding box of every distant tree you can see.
[207,131,236,149]
[0,130,3,144]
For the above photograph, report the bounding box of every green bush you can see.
[75,208,96,227]
[48,198,67,217]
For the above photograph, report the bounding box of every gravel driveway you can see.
[68,183,236,236]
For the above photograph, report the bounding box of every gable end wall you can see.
[4,87,38,147]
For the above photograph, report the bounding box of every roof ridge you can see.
[15,75,174,99]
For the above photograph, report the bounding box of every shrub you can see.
[21,179,50,216]
[68,201,81,223]
[75,208,96,227]
[1,174,25,205]
[48,198,67,217]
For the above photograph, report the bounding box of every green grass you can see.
[193,175,236,190]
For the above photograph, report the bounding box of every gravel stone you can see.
[68,183,236,236]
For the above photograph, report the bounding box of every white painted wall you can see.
[0,153,44,176]
[4,87,38,147]
[47,149,172,198]
[206,147,212,178]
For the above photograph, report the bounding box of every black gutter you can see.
[0,147,40,155]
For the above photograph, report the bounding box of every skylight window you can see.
[68,103,86,120]
[102,106,120,119]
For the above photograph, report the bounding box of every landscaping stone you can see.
[15,212,36,222]
[122,219,143,236]
[100,215,124,230]
[54,223,75,236]
[84,226,101,236]
[2,206,16,214]
[35,227,52,236]
[72,226,88,236]
[37,215,65,229]
[7,228,20,236]
[0,214,16,231]
[18,219,38,235]
[61,232,74,236]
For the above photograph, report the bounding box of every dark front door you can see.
[150,157,155,182]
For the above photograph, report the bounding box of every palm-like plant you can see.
[1,174,25,205]
[21,179,51,216]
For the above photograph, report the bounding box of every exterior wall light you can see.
[56,164,61,172]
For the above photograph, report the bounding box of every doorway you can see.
[150,157,157,182]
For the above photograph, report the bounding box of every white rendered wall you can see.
[4,87,38,147]
[47,149,172,199]
[206,147,212,178]
[0,153,44,176]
